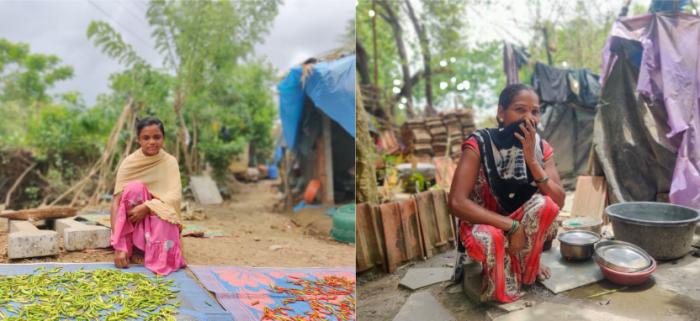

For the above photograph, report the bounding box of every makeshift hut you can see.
[276,54,356,206]
[593,11,700,208]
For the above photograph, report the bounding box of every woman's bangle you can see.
[507,219,518,235]
[511,221,521,235]
[535,176,550,183]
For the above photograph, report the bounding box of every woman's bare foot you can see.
[130,253,145,265]
[537,263,552,281]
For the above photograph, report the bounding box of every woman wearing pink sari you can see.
[110,116,186,276]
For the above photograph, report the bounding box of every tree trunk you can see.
[355,78,379,205]
[378,0,416,118]
[174,97,194,175]
[356,36,371,85]
[405,0,435,116]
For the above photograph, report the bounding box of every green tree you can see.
[88,0,281,176]
[0,38,74,135]
[357,0,504,120]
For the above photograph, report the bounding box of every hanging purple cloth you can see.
[600,12,700,209]
[503,41,520,85]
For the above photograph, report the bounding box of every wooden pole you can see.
[320,113,335,205]
[284,150,293,211]
[543,27,553,66]
[356,78,380,205]
[442,133,451,189]
[372,0,379,104]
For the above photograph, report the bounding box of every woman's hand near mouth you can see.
[513,116,539,167]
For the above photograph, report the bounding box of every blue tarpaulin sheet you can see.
[277,55,356,150]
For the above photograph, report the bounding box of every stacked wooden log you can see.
[458,109,476,140]
[441,111,465,160]
[426,117,447,157]
[399,108,477,161]
[399,119,433,160]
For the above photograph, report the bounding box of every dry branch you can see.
[4,162,37,208]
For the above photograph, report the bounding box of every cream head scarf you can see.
[114,149,182,225]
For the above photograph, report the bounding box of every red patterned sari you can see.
[459,138,559,303]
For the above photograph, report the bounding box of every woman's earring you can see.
[499,118,504,122]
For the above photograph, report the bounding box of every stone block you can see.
[56,219,111,251]
[8,221,59,259]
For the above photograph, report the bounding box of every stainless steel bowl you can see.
[557,230,601,261]
[594,240,654,273]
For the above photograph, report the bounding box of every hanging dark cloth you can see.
[531,62,568,104]
[503,42,531,85]
[566,69,601,109]
[503,42,520,85]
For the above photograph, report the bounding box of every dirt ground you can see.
[0,179,354,302]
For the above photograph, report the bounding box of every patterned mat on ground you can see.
[0,263,233,321]
[74,213,112,228]
[190,266,355,321]
[182,226,233,238]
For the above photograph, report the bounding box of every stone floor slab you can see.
[399,268,453,290]
[461,262,533,312]
[538,246,604,294]
[654,254,700,301]
[392,291,455,321]
[493,302,637,321]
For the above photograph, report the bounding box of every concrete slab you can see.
[8,221,59,259]
[461,262,534,312]
[189,176,223,205]
[493,302,637,321]
[399,268,453,290]
[462,262,486,303]
[392,291,455,321]
[538,246,604,294]
[55,219,110,251]
[654,255,700,301]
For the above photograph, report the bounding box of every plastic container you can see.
[605,202,700,260]
[562,217,603,235]
[268,165,278,179]
[596,256,656,285]
[304,180,321,204]
[330,203,355,244]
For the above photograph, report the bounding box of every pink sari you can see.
[111,181,186,275]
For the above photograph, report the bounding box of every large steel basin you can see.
[605,202,700,260]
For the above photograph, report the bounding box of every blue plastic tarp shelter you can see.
[277,55,356,150]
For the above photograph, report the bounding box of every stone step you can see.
[55,219,111,251]
[8,221,59,259]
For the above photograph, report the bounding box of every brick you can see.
[55,219,110,251]
[8,221,59,259]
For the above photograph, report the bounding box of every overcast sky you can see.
[0,0,354,107]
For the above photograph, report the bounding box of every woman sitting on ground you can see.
[110,116,187,276]
[448,84,565,303]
